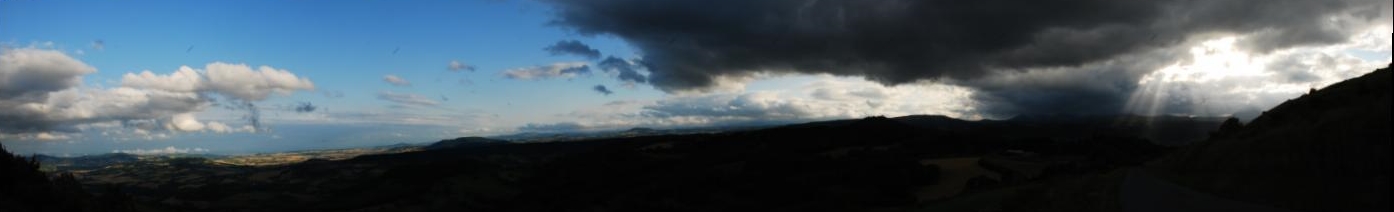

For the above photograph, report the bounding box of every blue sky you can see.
[0,0,670,154]
[3,0,651,113]
[2,0,1389,155]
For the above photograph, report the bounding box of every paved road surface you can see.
[1119,168,1299,212]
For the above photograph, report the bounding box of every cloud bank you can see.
[122,62,315,101]
[0,48,315,139]
[113,146,210,155]
[542,0,1392,116]
[520,76,977,132]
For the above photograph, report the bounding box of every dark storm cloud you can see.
[541,0,1390,115]
[592,85,614,95]
[597,57,648,84]
[960,53,1181,117]
[544,40,602,59]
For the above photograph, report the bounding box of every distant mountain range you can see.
[488,125,765,142]
[486,112,1231,148]
[784,113,1228,146]
[422,137,509,150]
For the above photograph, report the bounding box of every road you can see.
[1119,168,1299,212]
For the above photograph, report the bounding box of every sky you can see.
[1,0,1390,156]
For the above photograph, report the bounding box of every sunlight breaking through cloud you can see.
[1126,28,1392,119]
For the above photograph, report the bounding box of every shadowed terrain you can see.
[8,115,1198,211]
[1151,65,1391,212]
[1,145,135,212]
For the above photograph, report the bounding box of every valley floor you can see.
[1120,168,1296,212]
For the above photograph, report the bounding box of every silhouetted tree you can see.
[1209,117,1244,138]
[1,143,135,212]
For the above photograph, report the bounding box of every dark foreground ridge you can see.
[1152,65,1391,212]
[1,65,1387,211]
[0,145,136,212]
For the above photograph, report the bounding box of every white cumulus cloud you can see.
[1,47,315,138]
[164,113,206,132]
[0,47,96,99]
[123,62,315,101]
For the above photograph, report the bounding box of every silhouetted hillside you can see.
[894,114,983,131]
[422,136,509,150]
[784,114,1226,146]
[1,145,135,212]
[1003,114,1230,145]
[47,113,1205,212]
[1155,65,1391,212]
[624,127,657,133]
